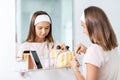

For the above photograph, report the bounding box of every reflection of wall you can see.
[61,0,73,50]
[16,0,22,43]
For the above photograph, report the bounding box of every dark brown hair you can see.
[84,6,118,51]
[26,11,54,43]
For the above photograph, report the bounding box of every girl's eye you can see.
[36,26,43,29]
[38,27,42,30]
[45,27,49,29]
[45,26,50,29]
[36,26,50,30]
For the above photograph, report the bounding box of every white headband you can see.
[34,15,51,25]
[80,12,85,23]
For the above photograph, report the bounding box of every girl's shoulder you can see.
[85,44,105,68]
[20,41,31,46]
[88,44,103,51]
[86,44,104,57]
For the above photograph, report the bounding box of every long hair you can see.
[26,11,54,43]
[84,6,118,51]
[26,11,54,49]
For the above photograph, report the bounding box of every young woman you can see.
[70,6,120,80]
[17,11,60,59]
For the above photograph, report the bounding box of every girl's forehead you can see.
[35,21,50,27]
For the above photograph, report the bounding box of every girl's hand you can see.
[70,56,80,72]
[75,43,87,54]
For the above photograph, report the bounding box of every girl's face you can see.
[35,21,50,41]
[81,21,88,36]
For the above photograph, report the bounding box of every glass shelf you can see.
[15,60,71,72]
[16,66,71,72]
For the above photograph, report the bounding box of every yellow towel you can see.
[50,49,62,58]
[55,51,75,68]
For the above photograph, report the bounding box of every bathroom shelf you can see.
[16,66,71,72]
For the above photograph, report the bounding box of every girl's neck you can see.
[35,37,46,43]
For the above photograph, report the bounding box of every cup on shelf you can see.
[40,57,50,69]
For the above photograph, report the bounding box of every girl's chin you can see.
[39,37,46,39]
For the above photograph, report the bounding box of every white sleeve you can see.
[84,44,104,68]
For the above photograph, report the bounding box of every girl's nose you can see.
[42,28,46,34]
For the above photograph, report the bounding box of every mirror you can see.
[16,0,73,50]
[15,0,73,70]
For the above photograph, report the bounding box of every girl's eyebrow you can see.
[36,25,50,28]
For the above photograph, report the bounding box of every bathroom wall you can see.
[0,0,19,80]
